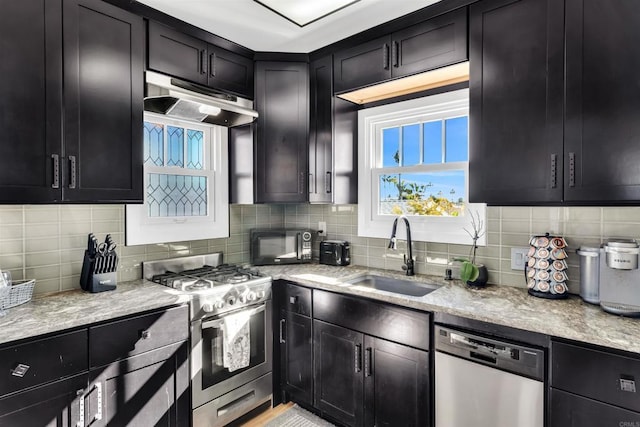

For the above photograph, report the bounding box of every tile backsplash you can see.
[1,203,640,295]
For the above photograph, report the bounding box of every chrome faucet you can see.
[388,215,415,276]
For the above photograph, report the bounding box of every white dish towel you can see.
[222,310,251,372]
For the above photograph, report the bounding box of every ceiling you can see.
[136,0,442,53]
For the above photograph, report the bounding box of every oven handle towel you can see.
[221,310,252,372]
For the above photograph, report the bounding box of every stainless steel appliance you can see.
[144,71,258,127]
[143,253,272,427]
[435,326,544,427]
[250,228,313,265]
[319,240,350,266]
[576,246,600,304]
[599,239,640,316]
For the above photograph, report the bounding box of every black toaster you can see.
[319,240,351,266]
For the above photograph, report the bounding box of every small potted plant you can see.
[458,211,488,287]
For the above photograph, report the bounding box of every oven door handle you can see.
[201,304,266,329]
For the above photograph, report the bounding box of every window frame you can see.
[125,113,229,245]
[357,88,486,245]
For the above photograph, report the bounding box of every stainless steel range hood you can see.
[144,71,258,127]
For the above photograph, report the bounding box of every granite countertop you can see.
[1,264,638,354]
[258,264,640,354]
[0,280,190,346]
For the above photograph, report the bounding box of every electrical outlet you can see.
[318,221,327,237]
[511,247,530,270]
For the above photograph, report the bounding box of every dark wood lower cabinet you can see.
[0,374,86,427]
[550,388,640,427]
[280,310,313,406]
[364,336,429,427]
[314,320,364,426]
[313,320,430,427]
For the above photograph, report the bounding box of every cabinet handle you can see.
[383,43,390,70]
[92,383,103,422]
[77,389,85,427]
[309,173,314,194]
[210,52,216,77]
[355,344,362,373]
[550,154,557,189]
[325,172,332,194]
[69,155,77,189]
[299,172,305,194]
[569,152,576,187]
[10,363,30,377]
[51,154,60,189]
[279,319,286,344]
[365,348,373,377]
[200,49,207,75]
[392,41,399,67]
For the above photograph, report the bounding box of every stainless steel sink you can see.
[345,274,441,297]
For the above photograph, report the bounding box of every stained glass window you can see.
[143,122,164,166]
[167,126,184,167]
[147,174,207,217]
[187,129,204,169]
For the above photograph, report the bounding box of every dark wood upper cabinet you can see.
[148,21,254,98]
[148,21,208,85]
[309,56,334,204]
[469,0,565,204]
[333,8,468,94]
[0,0,62,203]
[255,61,309,203]
[564,0,640,203]
[0,0,143,204]
[391,7,467,79]
[63,0,144,203]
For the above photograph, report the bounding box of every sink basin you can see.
[345,274,441,297]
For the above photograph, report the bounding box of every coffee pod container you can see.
[526,233,569,299]
[576,246,600,304]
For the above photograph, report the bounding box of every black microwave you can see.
[250,228,313,265]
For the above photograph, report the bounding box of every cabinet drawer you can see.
[550,388,640,427]
[552,341,640,412]
[282,282,312,316]
[0,330,88,397]
[313,290,430,350]
[89,305,188,368]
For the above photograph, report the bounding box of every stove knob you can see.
[227,297,236,306]
[257,290,266,299]
[202,303,215,313]
[214,301,225,310]
[238,295,247,304]
[246,291,257,301]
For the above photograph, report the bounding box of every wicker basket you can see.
[0,279,35,310]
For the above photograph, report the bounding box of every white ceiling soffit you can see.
[136,0,443,53]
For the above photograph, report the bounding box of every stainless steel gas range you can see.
[143,253,272,427]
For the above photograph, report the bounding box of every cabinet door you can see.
[62,0,144,202]
[148,21,208,85]
[309,55,333,203]
[0,0,62,203]
[364,336,430,427]
[280,310,313,406]
[550,389,640,427]
[469,0,564,204]
[255,61,309,203]
[314,320,364,426]
[208,45,254,98]
[0,374,86,427]
[564,0,640,202]
[87,342,189,427]
[333,36,392,93]
[391,8,468,78]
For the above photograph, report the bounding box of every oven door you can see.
[191,301,272,409]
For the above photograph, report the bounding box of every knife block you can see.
[80,250,117,293]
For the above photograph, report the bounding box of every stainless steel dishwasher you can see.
[435,325,545,427]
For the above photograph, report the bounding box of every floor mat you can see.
[264,405,335,427]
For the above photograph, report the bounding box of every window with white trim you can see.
[358,88,486,245]
[125,113,229,245]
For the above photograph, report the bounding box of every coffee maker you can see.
[599,239,640,316]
